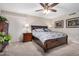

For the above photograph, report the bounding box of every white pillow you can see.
[35,28,44,32]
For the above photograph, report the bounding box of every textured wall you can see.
[1,10,51,42]
[50,12,79,43]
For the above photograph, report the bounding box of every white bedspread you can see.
[32,31,66,44]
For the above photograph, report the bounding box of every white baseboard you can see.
[9,40,22,44]
[71,40,79,44]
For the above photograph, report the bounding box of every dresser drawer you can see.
[23,33,32,42]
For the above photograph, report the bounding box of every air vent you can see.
[69,12,76,15]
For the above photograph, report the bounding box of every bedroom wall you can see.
[0,10,1,15]
[0,8,1,15]
[50,12,79,43]
[1,10,51,43]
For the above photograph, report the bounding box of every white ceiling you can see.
[0,3,79,19]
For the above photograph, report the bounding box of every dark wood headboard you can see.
[31,25,48,30]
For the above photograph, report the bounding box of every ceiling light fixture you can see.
[35,3,59,14]
[43,9,50,14]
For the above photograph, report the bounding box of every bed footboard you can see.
[33,35,68,52]
[43,35,68,52]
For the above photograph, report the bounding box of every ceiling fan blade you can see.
[45,3,49,6]
[40,3,45,8]
[35,9,43,12]
[50,9,57,12]
[49,3,59,8]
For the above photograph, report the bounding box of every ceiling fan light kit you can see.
[43,9,50,14]
[36,3,59,14]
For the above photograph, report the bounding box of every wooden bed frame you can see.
[31,25,68,52]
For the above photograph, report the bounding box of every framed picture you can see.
[55,20,64,28]
[66,17,79,28]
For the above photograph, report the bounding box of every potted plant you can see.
[0,32,11,52]
[0,16,7,22]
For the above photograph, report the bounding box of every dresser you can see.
[0,22,8,34]
[23,33,32,42]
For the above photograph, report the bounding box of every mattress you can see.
[32,29,66,44]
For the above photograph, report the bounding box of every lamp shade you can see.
[25,24,29,27]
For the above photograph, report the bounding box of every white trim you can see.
[71,40,79,44]
[1,10,49,20]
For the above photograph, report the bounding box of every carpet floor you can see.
[0,41,79,56]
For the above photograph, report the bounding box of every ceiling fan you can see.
[35,3,59,14]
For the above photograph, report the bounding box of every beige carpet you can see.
[0,41,79,56]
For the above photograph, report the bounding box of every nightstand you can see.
[23,33,32,42]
